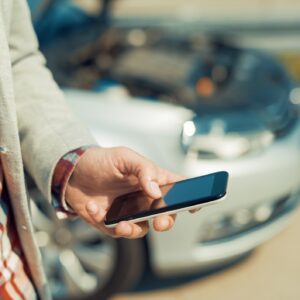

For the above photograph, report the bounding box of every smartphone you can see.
[104,171,229,228]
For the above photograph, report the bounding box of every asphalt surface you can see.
[113,207,300,300]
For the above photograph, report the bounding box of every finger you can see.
[152,214,176,232]
[86,200,106,223]
[116,149,162,199]
[127,222,149,239]
[156,168,186,186]
[164,171,185,184]
[115,221,149,239]
[138,167,162,199]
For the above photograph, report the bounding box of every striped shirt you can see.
[0,147,87,299]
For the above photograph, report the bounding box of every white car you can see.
[31,86,300,300]
[28,1,300,299]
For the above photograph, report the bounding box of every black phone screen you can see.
[105,171,228,225]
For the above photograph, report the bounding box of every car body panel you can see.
[64,88,300,276]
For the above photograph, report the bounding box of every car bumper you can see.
[147,120,300,276]
[149,193,299,276]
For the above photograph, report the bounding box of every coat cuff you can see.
[51,146,91,219]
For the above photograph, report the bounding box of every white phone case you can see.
[104,194,226,228]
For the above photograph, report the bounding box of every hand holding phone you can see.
[105,171,229,228]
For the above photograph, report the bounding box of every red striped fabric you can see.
[0,146,88,299]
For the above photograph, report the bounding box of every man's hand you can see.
[65,147,183,239]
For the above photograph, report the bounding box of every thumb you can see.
[115,147,162,199]
[138,168,162,199]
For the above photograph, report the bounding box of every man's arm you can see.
[8,0,184,239]
[9,0,96,203]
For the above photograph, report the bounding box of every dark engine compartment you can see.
[35,1,297,148]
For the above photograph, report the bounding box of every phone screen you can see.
[105,171,228,225]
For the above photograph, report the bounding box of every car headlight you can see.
[181,115,275,159]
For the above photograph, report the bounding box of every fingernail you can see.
[160,218,170,231]
[86,201,98,215]
[149,181,161,198]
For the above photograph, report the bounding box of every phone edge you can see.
[104,194,227,228]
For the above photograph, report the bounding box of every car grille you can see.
[200,193,300,244]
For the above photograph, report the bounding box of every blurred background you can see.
[27,1,300,299]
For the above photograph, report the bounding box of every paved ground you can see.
[113,207,300,300]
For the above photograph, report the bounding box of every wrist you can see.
[51,146,93,217]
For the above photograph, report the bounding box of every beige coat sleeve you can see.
[8,0,97,202]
